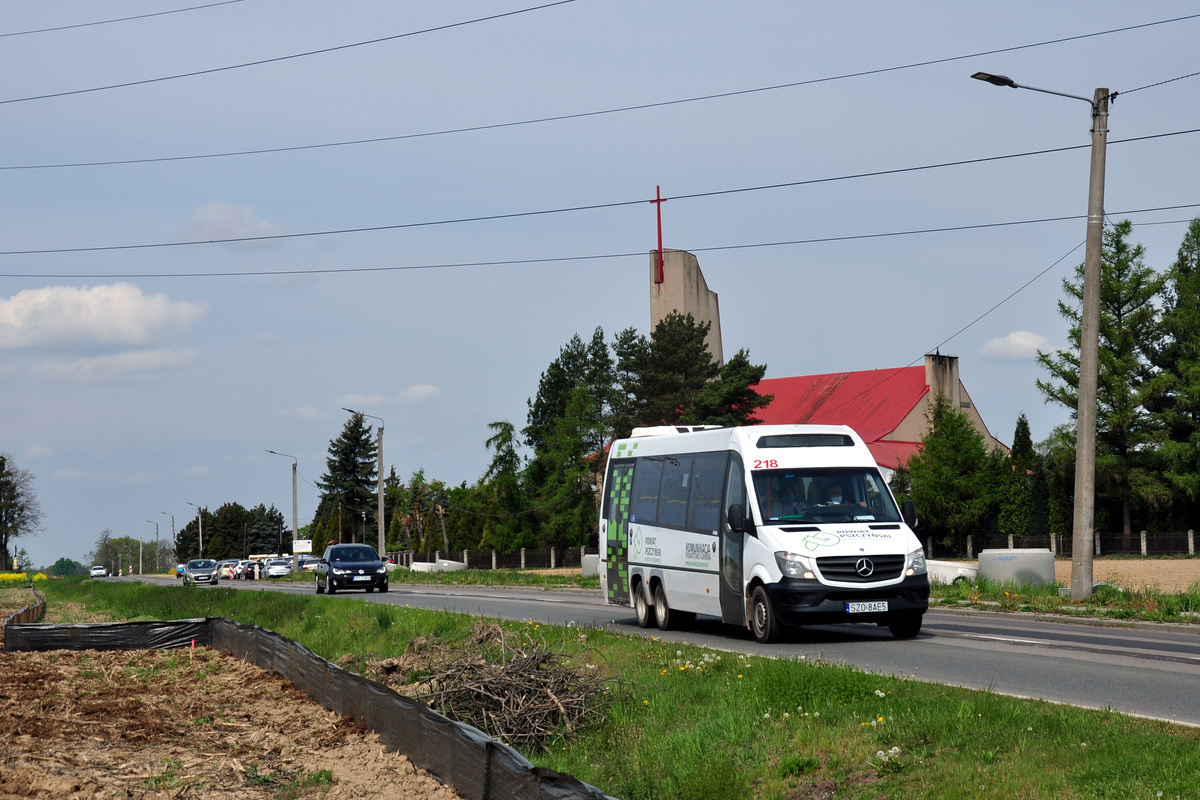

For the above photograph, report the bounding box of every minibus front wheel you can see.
[751,586,780,644]
[887,611,923,639]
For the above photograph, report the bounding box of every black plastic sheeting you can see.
[4,617,618,800]
[1,589,44,627]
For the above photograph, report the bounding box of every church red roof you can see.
[752,367,930,468]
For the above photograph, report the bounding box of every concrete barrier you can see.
[978,548,1055,587]
[926,560,978,585]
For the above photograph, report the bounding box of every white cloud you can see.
[980,331,1051,360]
[339,393,384,407]
[278,406,324,420]
[180,201,286,243]
[35,348,197,382]
[0,283,206,350]
[22,446,54,459]
[398,384,442,404]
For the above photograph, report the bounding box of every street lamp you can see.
[343,408,387,558]
[972,72,1109,599]
[186,502,204,559]
[162,512,175,565]
[266,450,299,569]
[146,520,159,571]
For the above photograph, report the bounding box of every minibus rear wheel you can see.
[653,584,674,630]
[634,584,654,628]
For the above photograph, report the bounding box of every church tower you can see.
[649,248,724,366]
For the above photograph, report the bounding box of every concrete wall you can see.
[649,249,724,366]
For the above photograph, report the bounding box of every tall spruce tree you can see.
[1147,218,1200,529]
[314,413,379,541]
[1036,220,1167,537]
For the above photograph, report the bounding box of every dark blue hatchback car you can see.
[314,544,389,594]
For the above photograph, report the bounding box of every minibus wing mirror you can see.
[902,499,918,529]
[727,504,755,536]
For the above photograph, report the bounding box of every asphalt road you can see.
[133,574,1200,727]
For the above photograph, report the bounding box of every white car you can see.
[89,565,108,578]
[264,558,293,578]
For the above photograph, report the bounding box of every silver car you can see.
[183,559,220,586]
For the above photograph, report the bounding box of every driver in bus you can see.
[770,481,805,518]
[824,483,866,507]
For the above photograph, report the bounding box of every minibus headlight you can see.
[906,548,927,576]
[775,551,815,580]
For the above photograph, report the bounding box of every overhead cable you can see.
[0,0,246,38]
[0,0,579,105]
[4,12,1198,162]
[3,131,1198,257]
[3,205,1195,279]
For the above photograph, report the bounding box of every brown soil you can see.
[1052,557,1200,594]
[0,591,461,799]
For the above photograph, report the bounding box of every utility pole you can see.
[187,502,204,559]
[162,512,175,567]
[146,520,159,571]
[971,73,1108,599]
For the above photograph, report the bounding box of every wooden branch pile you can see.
[409,623,619,751]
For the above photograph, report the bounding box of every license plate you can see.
[846,601,888,613]
[352,575,371,581]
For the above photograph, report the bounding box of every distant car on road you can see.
[264,558,293,578]
[314,544,389,594]
[89,565,108,578]
[215,559,240,580]
[175,563,185,579]
[183,559,219,586]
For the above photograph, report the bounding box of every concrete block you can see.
[978,548,1055,587]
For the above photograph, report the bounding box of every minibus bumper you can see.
[763,573,930,627]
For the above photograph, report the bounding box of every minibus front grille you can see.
[816,554,905,582]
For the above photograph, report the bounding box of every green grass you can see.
[930,574,1200,623]
[31,578,1200,799]
[265,566,600,590]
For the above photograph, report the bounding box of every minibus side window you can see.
[687,452,727,532]
[658,456,693,528]
[631,457,664,524]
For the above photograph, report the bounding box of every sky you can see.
[3,1,1199,569]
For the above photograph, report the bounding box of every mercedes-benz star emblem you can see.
[855,558,875,577]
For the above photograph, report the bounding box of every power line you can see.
[3,130,1198,258]
[5,13,1199,167]
[0,0,579,106]
[0,1,246,38]
[4,203,1195,280]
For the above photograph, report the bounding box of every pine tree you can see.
[1146,218,1200,529]
[314,413,379,538]
[906,394,1001,552]
[1036,220,1167,537]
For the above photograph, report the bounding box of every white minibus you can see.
[598,424,929,642]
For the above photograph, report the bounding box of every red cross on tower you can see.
[651,185,666,288]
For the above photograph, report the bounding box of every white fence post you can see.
[1140,531,1148,556]
[492,550,497,570]
[1189,530,1195,556]
[463,549,469,568]
[1094,532,1101,556]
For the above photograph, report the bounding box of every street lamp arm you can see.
[971,71,1095,107]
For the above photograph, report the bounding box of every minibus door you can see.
[603,461,634,606]
[719,454,746,625]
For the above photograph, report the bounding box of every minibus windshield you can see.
[752,467,901,524]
